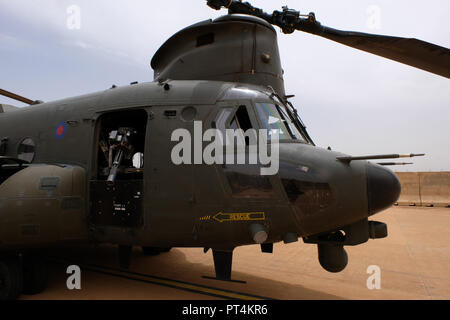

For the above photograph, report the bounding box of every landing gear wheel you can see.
[318,244,348,273]
[22,255,48,295]
[141,247,172,256]
[0,258,23,300]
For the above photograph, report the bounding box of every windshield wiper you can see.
[285,100,315,145]
[269,92,315,145]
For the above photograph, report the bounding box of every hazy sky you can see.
[1,0,449,171]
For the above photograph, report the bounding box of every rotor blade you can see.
[206,0,450,78]
[0,88,34,105]
[311,27,450,79]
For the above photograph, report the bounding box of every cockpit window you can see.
[213,108,233,145]
[230,106,252,132]
[17,138,36,163]
[255,102,306,142]
[213,106,256,147]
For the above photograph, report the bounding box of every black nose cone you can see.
[366,163,401,215]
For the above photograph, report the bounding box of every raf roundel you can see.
[54,122,67,139]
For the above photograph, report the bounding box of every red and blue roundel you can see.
[54,122,67,139]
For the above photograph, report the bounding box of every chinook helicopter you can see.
[0,0,448,300]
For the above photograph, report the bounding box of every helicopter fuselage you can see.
[0,80,398,253]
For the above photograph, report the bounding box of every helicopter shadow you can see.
[39,244,343,300]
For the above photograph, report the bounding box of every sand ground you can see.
[21,206,450,300]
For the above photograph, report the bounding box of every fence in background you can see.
[395,172,450,207]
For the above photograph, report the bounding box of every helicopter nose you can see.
[366,163,401,216]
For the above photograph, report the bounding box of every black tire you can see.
[22,255,47,295]
[141,247,172,256]
[0,258,23,300]
[318,244,348,273]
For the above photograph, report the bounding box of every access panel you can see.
[90,180,144,228]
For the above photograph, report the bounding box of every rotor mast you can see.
[207,0,450,78]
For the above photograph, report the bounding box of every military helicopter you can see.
[0,0,448,300]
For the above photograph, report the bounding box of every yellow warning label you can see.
[212,212,265,223]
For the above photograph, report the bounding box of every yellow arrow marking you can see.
[212,212,265,223]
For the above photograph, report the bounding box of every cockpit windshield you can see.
[221,86,314,144]
[255,102,307,142]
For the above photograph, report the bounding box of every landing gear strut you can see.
[204,249,245,283]
[212,250,233,280]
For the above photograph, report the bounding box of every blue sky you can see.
[1,0,449,171]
